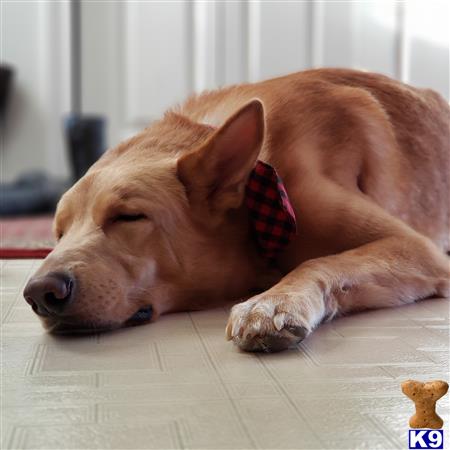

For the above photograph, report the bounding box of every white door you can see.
[80,0,450,149]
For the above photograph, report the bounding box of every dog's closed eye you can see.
[112,214,147,223]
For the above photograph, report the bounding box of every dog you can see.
[23,68,450,352]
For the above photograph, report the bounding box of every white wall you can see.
[2,0,449,183]
[1,0,71,183]
[82,0,449,149]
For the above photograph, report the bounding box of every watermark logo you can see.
[402,379,448,450]
[409,430,443,449]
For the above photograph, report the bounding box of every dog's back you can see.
[180,68,450,251]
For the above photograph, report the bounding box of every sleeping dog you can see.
[23,69,450,352]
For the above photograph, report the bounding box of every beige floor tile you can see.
[1,260,449,449]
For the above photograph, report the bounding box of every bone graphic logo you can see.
[401,380,448,429]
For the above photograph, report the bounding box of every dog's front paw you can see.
[225,293,312,352]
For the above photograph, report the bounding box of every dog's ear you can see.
[177,99,265,218]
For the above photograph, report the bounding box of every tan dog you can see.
[23,69,450,352]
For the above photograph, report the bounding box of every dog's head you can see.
[23,100,277,333]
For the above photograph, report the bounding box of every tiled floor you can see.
[1,259,449,450]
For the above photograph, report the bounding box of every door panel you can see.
[81,0,449,149]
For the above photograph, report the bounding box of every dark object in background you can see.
[0,172,70,216]
[65,115,106,181]
[0,1,107,216]
[0,64,13,119]
[0,114,106,216]
[0,63,69,217]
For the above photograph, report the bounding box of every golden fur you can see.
[25,69,450,351]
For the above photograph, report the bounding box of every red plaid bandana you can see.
[245,161,297,260]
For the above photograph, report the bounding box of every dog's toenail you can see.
[273,313,286,331]
[225,323,233,340]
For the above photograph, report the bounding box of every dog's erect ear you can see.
[177,99,265,217]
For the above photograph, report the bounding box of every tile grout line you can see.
[153,341,165,372]
[6,425,28,450]
[365,413,403,449]
[297,341,321,367]
[24,343,47,377]
[256,355,326,448]
[378,365,396,379]
[1,301,16,325]
[171,419,186,450]
[187,313,259,450]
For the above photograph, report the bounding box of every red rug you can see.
[0,216,54,258]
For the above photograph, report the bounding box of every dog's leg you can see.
[226,180,449,352]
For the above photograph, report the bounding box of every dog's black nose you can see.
[23,272,74,316]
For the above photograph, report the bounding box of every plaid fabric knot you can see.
[245,161,297,260]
